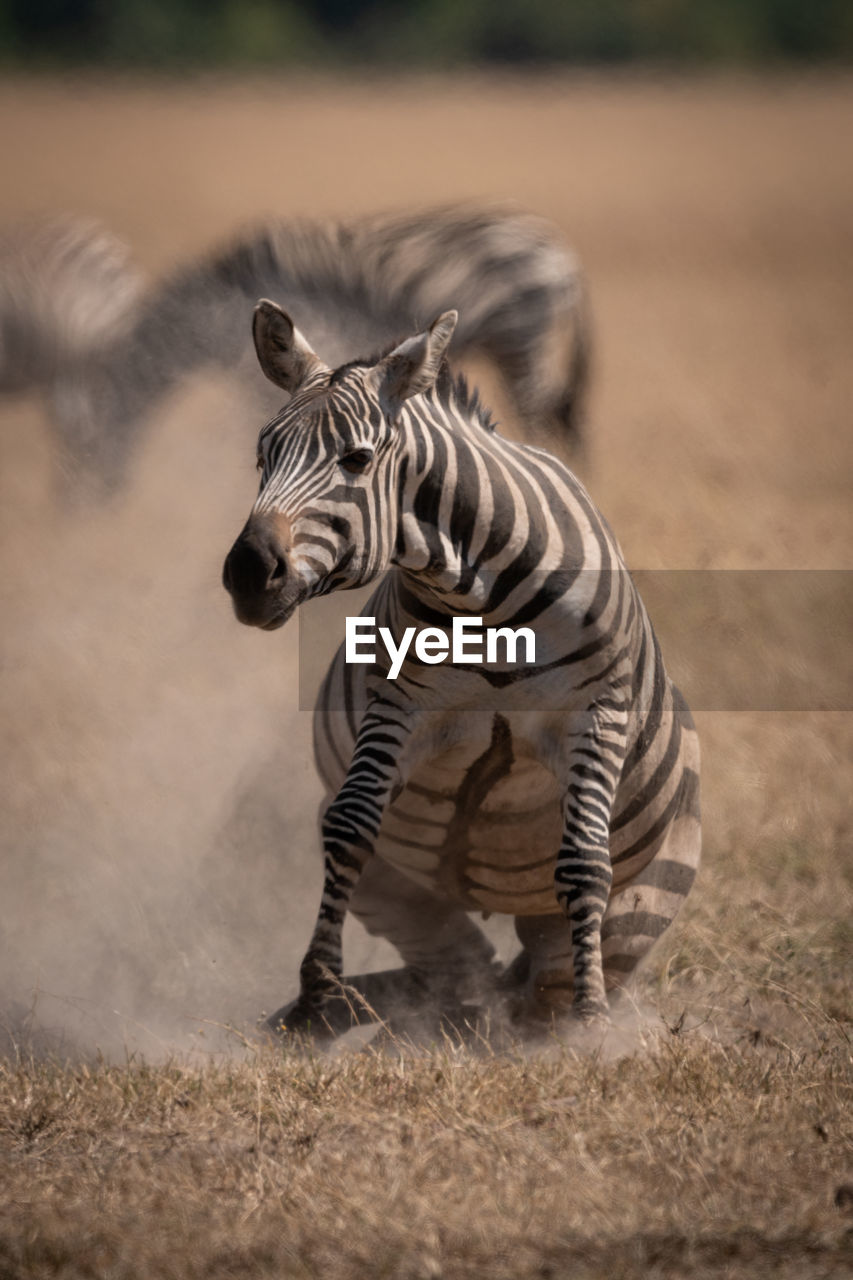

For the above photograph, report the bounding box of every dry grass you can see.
[0,72,851,1277]
[1,1027,850,1279]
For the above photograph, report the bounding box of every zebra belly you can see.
[376,742,564,916]
[317,699,688,919]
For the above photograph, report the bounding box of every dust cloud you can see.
[0,378,402,1061]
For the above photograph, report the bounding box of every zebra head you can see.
[223,299,457,630]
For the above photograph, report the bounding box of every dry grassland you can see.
[0,72,851,1277]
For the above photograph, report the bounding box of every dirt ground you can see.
[0,72,850,1278]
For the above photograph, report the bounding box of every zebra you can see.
[221,300,700,1039]
[0,215,141,396]
[0,203,589,491]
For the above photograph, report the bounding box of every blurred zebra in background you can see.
[0,204,590,491]
[222,300,700,1041]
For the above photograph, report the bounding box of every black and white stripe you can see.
[1,204,588,489]
[223,301,700,1037]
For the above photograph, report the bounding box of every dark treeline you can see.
[1,0,851,68]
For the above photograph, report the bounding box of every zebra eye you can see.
[256,454,264,473]
[340,447,374,475]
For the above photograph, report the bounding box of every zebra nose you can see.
[222,514,291,603]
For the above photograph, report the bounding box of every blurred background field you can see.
[0,6,850,1274]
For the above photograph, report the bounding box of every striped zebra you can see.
[1,204,588,490]
[222,301,700,1038]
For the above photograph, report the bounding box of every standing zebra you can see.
[1,204,589,490]
[222,301,700,1037]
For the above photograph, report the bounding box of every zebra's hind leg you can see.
[265,966,436,1039]
[507,914,573,1023]
[351,856,501,1014]
[265,857,500,1042]
[602,745,701,997]
[265,967,490,1044]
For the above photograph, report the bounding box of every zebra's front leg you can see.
[275,703,417,1040]
[551,704,628,1023]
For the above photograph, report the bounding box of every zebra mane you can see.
[444,366,498,434]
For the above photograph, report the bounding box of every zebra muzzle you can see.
[222,512,299,630]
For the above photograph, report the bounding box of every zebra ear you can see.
[253,299,326,393]
[371,309,458,421]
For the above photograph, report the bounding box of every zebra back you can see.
[0,204,589,490]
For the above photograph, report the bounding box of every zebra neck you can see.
[390,407,553,621]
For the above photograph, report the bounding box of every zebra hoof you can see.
[263,998,334,1043]
[572,999,611,1027]
[264,1002,296,1037]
